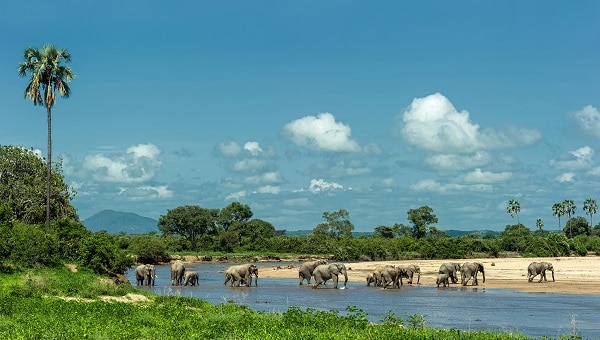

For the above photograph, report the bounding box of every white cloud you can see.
[411,179,492,193]
[550,146,594,170]
[219,141,242,157]
[399,93,540,153]
[588,167,600,176]
[283,198,312,207]
[308,178,343,193]
[463,168,512,183]
[233,159,267,172]
[122,185,174,200]
[225,191,246,200]
[243,142,263,156]
[425,151,491,170]
[569,105,600,138]
[83,143,162,183]
[245,172,284,184]
[555,172,575,182]
[283,112,361,152]
[254,185,281,195]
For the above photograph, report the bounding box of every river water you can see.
[127,263,600,339]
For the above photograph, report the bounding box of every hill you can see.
[83,210,159,234]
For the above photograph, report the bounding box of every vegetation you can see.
[18,44,75,232]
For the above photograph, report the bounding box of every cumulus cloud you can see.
[550,146,594,170]
[243,142,263,156]
[225,190,246,200]
[218,141,242,157]
[283,113,361,152]
[555,172,575,182]
[83,143,162,183]
[568,105,600,138]
[119,185,174,200]
[254,185,281,195]
[425,151,491,170]
[463,168,512,183]
[308,178,344,193]
[399,93,541,153]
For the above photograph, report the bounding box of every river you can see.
[127,263,600,339]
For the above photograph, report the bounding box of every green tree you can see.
[407,206,438,239]
[158,205,219,250]
[393,223,412,238]
[535,218,544,231]
[563,199,577,237]
[0,146,78,225]
[374,225,395,238]
[563,216,591,238]
[500,224,532,253]
[552,202,565,229]
[229,218,275,248]
[312,209,354,239]
[506,199,521,224]
[217,201,253,231]
[583,198,598,227]
[18,45,75,232]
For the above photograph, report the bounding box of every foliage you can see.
[0,146,78,225]
[583,198,598,226]
[78,231,135,275]
[217,201,253,231]
[552,202,565,228]
[564,217,591,239]
[127,234,169,264]
[158,205,219,250]
[506,199,521,224]
[500,224,532,252]
[3,221,60,268]
[407,206,438,239]
[312,209,355,239]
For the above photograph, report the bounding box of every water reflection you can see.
[127,263,600,339]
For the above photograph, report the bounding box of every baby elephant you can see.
[436,273,449,287]
[183,271,199,286]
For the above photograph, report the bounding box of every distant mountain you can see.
[83,210,159,234]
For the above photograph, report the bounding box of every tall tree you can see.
[312,209,354,239]
[18,45,75,232]
[583,198,598,227]
[506,199,521,224]
[407,205,438,239]
[562,199,577,237]
[158,205,219,250]
[217,201,253,232]
[535,218,544,231]
[552,202,565,229]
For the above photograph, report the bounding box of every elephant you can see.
[371,264,395,287]
[312,263,348,289]
[145,264,156,286]
[380,266,407,289]
[183,271,199,286]
[527,262,555,282]
[438,262,462,284]
[366,273,375,286]
[397,264,421,285]
[224,263,259,287]
[461,262,485,286]
[298,259,328,285]
[171,260,186,286]
[436,273,449,287]
[135,264,155,286]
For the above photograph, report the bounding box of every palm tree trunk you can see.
[46,105,51,233]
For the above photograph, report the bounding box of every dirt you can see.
[257,256,600,294]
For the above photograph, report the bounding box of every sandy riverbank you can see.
[256,256,600,294]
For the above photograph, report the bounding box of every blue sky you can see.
[2,1,599,232]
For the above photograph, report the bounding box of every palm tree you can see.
[535,218,544,231]
[562,199,576,238]
[583,198,598,227]
[506,199,521,224]
[18,44,75,232]
[552,202,565,229]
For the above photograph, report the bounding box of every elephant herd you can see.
[134,259,555,289]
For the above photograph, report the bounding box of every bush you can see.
[7,222,60,268]
[78,231,135,275]
[127,235,169,263]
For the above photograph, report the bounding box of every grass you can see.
[0,267,578,339]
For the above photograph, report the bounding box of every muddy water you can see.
[127,263,600,339]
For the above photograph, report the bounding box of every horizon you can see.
[2,1,599,232]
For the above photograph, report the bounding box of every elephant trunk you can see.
[342,269,348,288]
[551,269,555,282]
[481,268,485,283]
